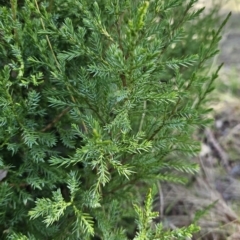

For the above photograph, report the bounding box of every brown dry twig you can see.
[41,107,71,132]
[205,128,231,173]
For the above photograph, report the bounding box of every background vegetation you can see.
[160,1,240,239]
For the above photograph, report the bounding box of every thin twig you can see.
[148,98,181,141]
[205,128,231,173]
[34,0,60,70]
[41,107,71,132]
[138,101,147,133]
[157,181,164,220]
[105,178,138,195]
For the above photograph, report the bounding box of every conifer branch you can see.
[148,98,181,141]
[0,1,226,238]
[34,0,60,71]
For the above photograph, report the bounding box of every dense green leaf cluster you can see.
[0,0,228,239]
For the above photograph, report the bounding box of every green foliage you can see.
[134,189,200,240]
[0,0,228,239]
